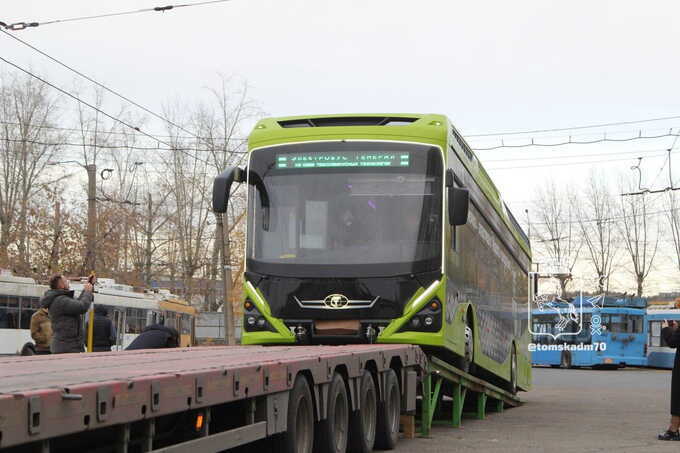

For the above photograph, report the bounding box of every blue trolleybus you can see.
[531,296,647,368]
[646,303,680,369]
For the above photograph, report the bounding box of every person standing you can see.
[41,274,93,354]
[660,320,680,440]
[30,305,52,355]
[87,305,116,352]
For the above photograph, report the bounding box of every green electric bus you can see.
[213,113,532,392]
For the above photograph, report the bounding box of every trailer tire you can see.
[281,375,314,453]
[349,370,377,453]
[375,369,400,450]
[315,372,349,453]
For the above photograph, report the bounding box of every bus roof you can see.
[247,113,530,256]
[248,113,448,150]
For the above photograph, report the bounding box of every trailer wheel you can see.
[315,372,349,453]
[375,369,400,450]
[349,370,377,453]
[282,375,314,453]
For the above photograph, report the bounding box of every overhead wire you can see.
[0,0,234,31]
[471,131,680,151]
[0,120,248,141]
[465,114,680,137]
[486,153,667,171]
[481,147,670,163]
[0,137,247,154]
[0,54,214,165]
[0,28,224,146]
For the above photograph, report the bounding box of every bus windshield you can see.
[246,142,443,277]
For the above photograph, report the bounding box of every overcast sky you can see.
[4,0,680,293]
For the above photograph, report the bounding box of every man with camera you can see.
[40,274,94,354]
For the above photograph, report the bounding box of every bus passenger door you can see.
[624,314,645,365]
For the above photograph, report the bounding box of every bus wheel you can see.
[458,322,475,374]
[560,351,572,369]
[507,349,518,394]
[282,375,314,453]
[315,372,349,453]
[349,370,377,453]
[375,369,400,450]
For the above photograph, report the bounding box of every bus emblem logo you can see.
[324,294,350,309]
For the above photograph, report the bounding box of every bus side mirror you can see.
[448,187,469,226]
[213,167,245,213]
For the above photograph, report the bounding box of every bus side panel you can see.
[445,140,531,389]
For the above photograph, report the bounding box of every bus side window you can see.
[628,315,643,334]
[650,321,662,346]
[1,295,20,329]
[181,314,191,335]
[658,322,670,347]
[19,297,39,329]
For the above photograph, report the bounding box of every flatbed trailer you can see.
[0,345,520,453]
[0,345,426,453]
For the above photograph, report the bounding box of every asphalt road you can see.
[395,366,676,453]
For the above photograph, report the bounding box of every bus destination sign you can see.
[276,152,410,169]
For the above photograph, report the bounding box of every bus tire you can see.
[457,321,476,374]
[560,351,572,369]
[315,372,349,453]
[281,375,314,453]
[349,370,377,453]
[375,369,400,450]
[507,349,518,394]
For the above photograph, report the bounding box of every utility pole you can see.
[144,193,153,286]
[48,200,61,273]
[85,164,97,273]
[216,212,235,345]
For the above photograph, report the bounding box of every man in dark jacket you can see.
[86,305,116,352]
[41,274,93,354]
[126,324,179,350]
[660,320,680,440]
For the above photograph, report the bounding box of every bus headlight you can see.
[243,302,275,333]
[400,299,442,333]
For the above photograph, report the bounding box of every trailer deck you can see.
[0,345,426,451]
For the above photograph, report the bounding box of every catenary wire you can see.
[0,54,213,165]
[472,131,680,151]
[0,120,248,141]
[0,28,228,145]
[0,0,235,31]
[465,114,680,137]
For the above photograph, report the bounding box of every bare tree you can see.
[0,71,62,272]
[618,179,660,297]
[666,190,680,271]
[575,172,618,293]
[532,180,582,293]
